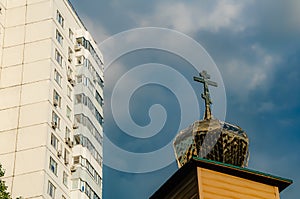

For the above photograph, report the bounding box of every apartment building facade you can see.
[0,1,104,199]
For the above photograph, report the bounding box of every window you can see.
[56,10,64,28]
[47,181,56,199]
[76,37,102,67]
[95,91,103,107]
[51,133,58,150]
[80,180,85,192]
[85,183,91,198]
[74,114,103,147]
[72,156,101,185]
[53,90,61,107]
[67,86,72,100]
[75,94,103,126]
[69,28,73,41]
[65,127,71,140]
[68,48,73,63]
[73,156,80,164]
[73,134,102,167]
[52,111,60,129]
[76,56,83,65]
[54,69,62,86]
[67,66,73,80]
[76,75,83,84]
[96,112,104,126]
[76,37,84,46]
[99,77,104,88]
[64,149,70,165]
[75,94,82,104]
[63,171,68,187]
[66,106,71,120]
[55,49,63,66]
[75,180,101,199]
[56,30,63,45]
[83,57,88,67]
[49,156,58,175]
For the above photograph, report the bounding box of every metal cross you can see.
[193,70,218,120]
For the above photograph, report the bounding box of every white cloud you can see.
[138,0,246,34]
[80,14,111,43]
[223,44,280,101]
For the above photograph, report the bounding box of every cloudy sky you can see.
[70,1,300,198]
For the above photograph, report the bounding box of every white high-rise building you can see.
[0,1,104,199]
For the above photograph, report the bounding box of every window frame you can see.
[65,127,71,140]
[49,156,58,175]
[69,28,73,41]
[63,171,68,187]
[56,10,64,28]
[68,48,73,63]
[95,91,103,107]
[53,90,61,108]
[66,106,71,120]
[52,111,60,129]
[54,69,62,86]
[64,149,70,165]
[67,86,72,100]
[47,180,56,199]
[51,133,58,150]
[56,29,63,45]
[55,49,63,66]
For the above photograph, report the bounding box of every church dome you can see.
[173,118,249,168]
[173,70,249,168]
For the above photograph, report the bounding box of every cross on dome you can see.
[193,70,218,120]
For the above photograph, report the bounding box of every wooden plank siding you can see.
[198,167,278,199]
[163,169,199,199]
[150,158,291,199]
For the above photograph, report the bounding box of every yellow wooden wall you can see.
[197,168,280,199]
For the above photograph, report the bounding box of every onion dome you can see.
[173,71,249,168]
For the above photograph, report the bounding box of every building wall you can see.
[197,167,280,199]
[0,0,104,198]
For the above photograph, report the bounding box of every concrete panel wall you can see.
[0,107,19,131]
[26,1,52,24]
[14,147,47,175]
[24,39,52,63]
[4,25,25,47]
[0,130,17,154]
[23,59,51,84]
[25,19,52,43]
[11,171,45,198]
[0,153,14,177]
[5,6,26,27]
[6,0,26,9]
[0,65,23,87]
[20,80,50,105]
[2,46,24,67]
[0,86,21,109]
[19,101,50,128]
[17,124,48,151]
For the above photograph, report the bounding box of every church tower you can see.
[150,71,292,199]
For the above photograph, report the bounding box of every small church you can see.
[150,71,292,199]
